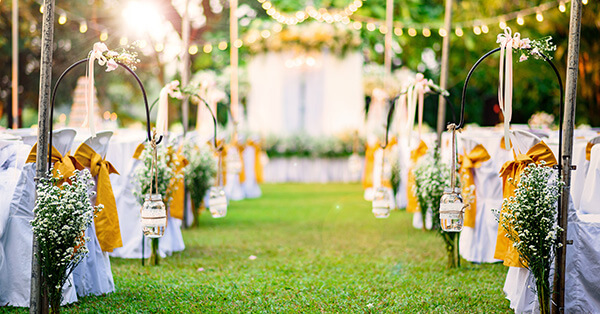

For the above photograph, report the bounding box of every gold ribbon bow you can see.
[406,140,429,213]
[26,143,85,183]
[236,142,246,183]
[586,141,596,161]
[362,138,398,190]
[458,144,491,228]
[74,143,121,252]
[132,142,146,160]
[246,140,264,183]
[494,141,557,268]
[167,144,189,220]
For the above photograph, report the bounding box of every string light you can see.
[138,40,147,48]
[258,0,364,25]
[536,11,544,22]
[79,21,87,33]
[379,25,388,34]
[394,27,403,36]
[422,28,431,37]
[473,26,482,35]
[558,2,566,12]
[499,20,507,29]
[189,44,199,55]
[119,36,128,45]
[234,39,243,48]
[481,25,489,33]
[218,41,228,50]
[58,13,67,25]
[155,43,164,52]
[455,27,464,37]
[203,44,213,53]
[517,16,525,25]
[352,21,362,30]
[260,30,271,38]
[408,28,417,37]
[582,0,587,4]
[366,22,376,32]
[100,30,108,41]
[438,28,447,37]
[39,5,44,14]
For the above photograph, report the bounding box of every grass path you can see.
[3,183,511,313]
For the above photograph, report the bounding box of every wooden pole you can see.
[384,0,393,76]
[31,0,56,313]
[436,0,452,145]
[553,1,582,313]
[230,0,239,124]
[11,0,19,129]
[181,0,190,134]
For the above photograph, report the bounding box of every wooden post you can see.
[436,0,452,144]
[31,1,56,313]
[181,0,190,134]
[230,0,239,123]
[11,0,19,129]
[384,0,393,76]
[553,0,582,313]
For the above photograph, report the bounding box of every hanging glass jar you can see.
[348,153,362,176]
[141,194,167,237]
[372,187,394,218]
[226,146,243,175]
[439,187,465,232]
[208,186,228,218]
[439,123,465,232]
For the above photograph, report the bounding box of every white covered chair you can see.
[224,143,245,201]
[578,140,600,215]
[241,139,263,199]
[72,131,115,297]
[0,129,79,307]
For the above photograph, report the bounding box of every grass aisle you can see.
[4,183,511,313]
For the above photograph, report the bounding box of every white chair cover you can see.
[72,131,115,297]
[0,129,78,307]
[241,143,262,199]
[578,144,600,215]
[224,145,245,201]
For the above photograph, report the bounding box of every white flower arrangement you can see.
[183,142,217,212]
[31,169,100,312]
[528,111,555,130]
[497,161,562,314]
[133,140,179,207]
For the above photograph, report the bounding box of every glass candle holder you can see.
[372,187,394,219]
[439,187,465,232]
[348,153,362,176]
[226,149,243,175]
[141,194,167,238]
[208,186,228,218]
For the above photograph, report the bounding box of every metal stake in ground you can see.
[31,0,56,313]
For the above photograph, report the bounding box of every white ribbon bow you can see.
[405,73,431,146]
[497,27,522,149]
[86,42,119,137]
[156,80,183,137]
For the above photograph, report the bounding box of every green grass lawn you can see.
[2,183,511,313]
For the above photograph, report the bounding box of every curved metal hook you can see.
[455,47,564,172]
[192,94,220,151]
[48,58,159,169]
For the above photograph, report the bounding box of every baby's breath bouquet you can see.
[498,162,562,314]
[183,142,217,222]
[31,169,100,313]
[413,147,461,268]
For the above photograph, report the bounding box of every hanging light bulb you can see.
[155,43,164,52]
[481,25,489,33]
[517,16,525,25]
[100,30,108,42]
[394,27,403,36]
[203,43,213,53]
[58,13,67,25]
[234,39,243,48]
[379,25,388,34]
[559,2,566,12]
[473,26,482,35]
[120,36,128,46]
[499,20,507,29]
[422,28,431,37]
[79,21,88,33]
[455,27,464,37]
[188,44,199,55]
[536,11,544,22]
[352,21,362,30]
[408,28,417,37]
[366,23,376,32]
[582,0,588,5]
[438,28,447,37]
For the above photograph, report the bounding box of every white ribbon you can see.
[405,73,431,146]
[497,27,519,149]
[155,86,170,137]
[85,42,109,137]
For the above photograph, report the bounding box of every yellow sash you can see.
[26,143,84,183]
[458,144,491,228]
[236,142,246,183]
[362,138,397,190]
[500,136,512,150]
[586,141,596,161]
[132,142,146,160]
[74,143,121,252]
[495,141,557,267]
[406,140,428,213]
[246,140,264,183]
[168,144,189,220]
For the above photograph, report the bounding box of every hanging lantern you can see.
[439,187,465,232]
[208,186,228,218]
[439,123,465,232]
[226,147,243,174]
[372,187,394,218]
[141,135,167,237]
[141,194,167,237]
[348,152,362,175]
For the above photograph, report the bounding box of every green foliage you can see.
[3,183,510,313]
[183,143,217,210]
